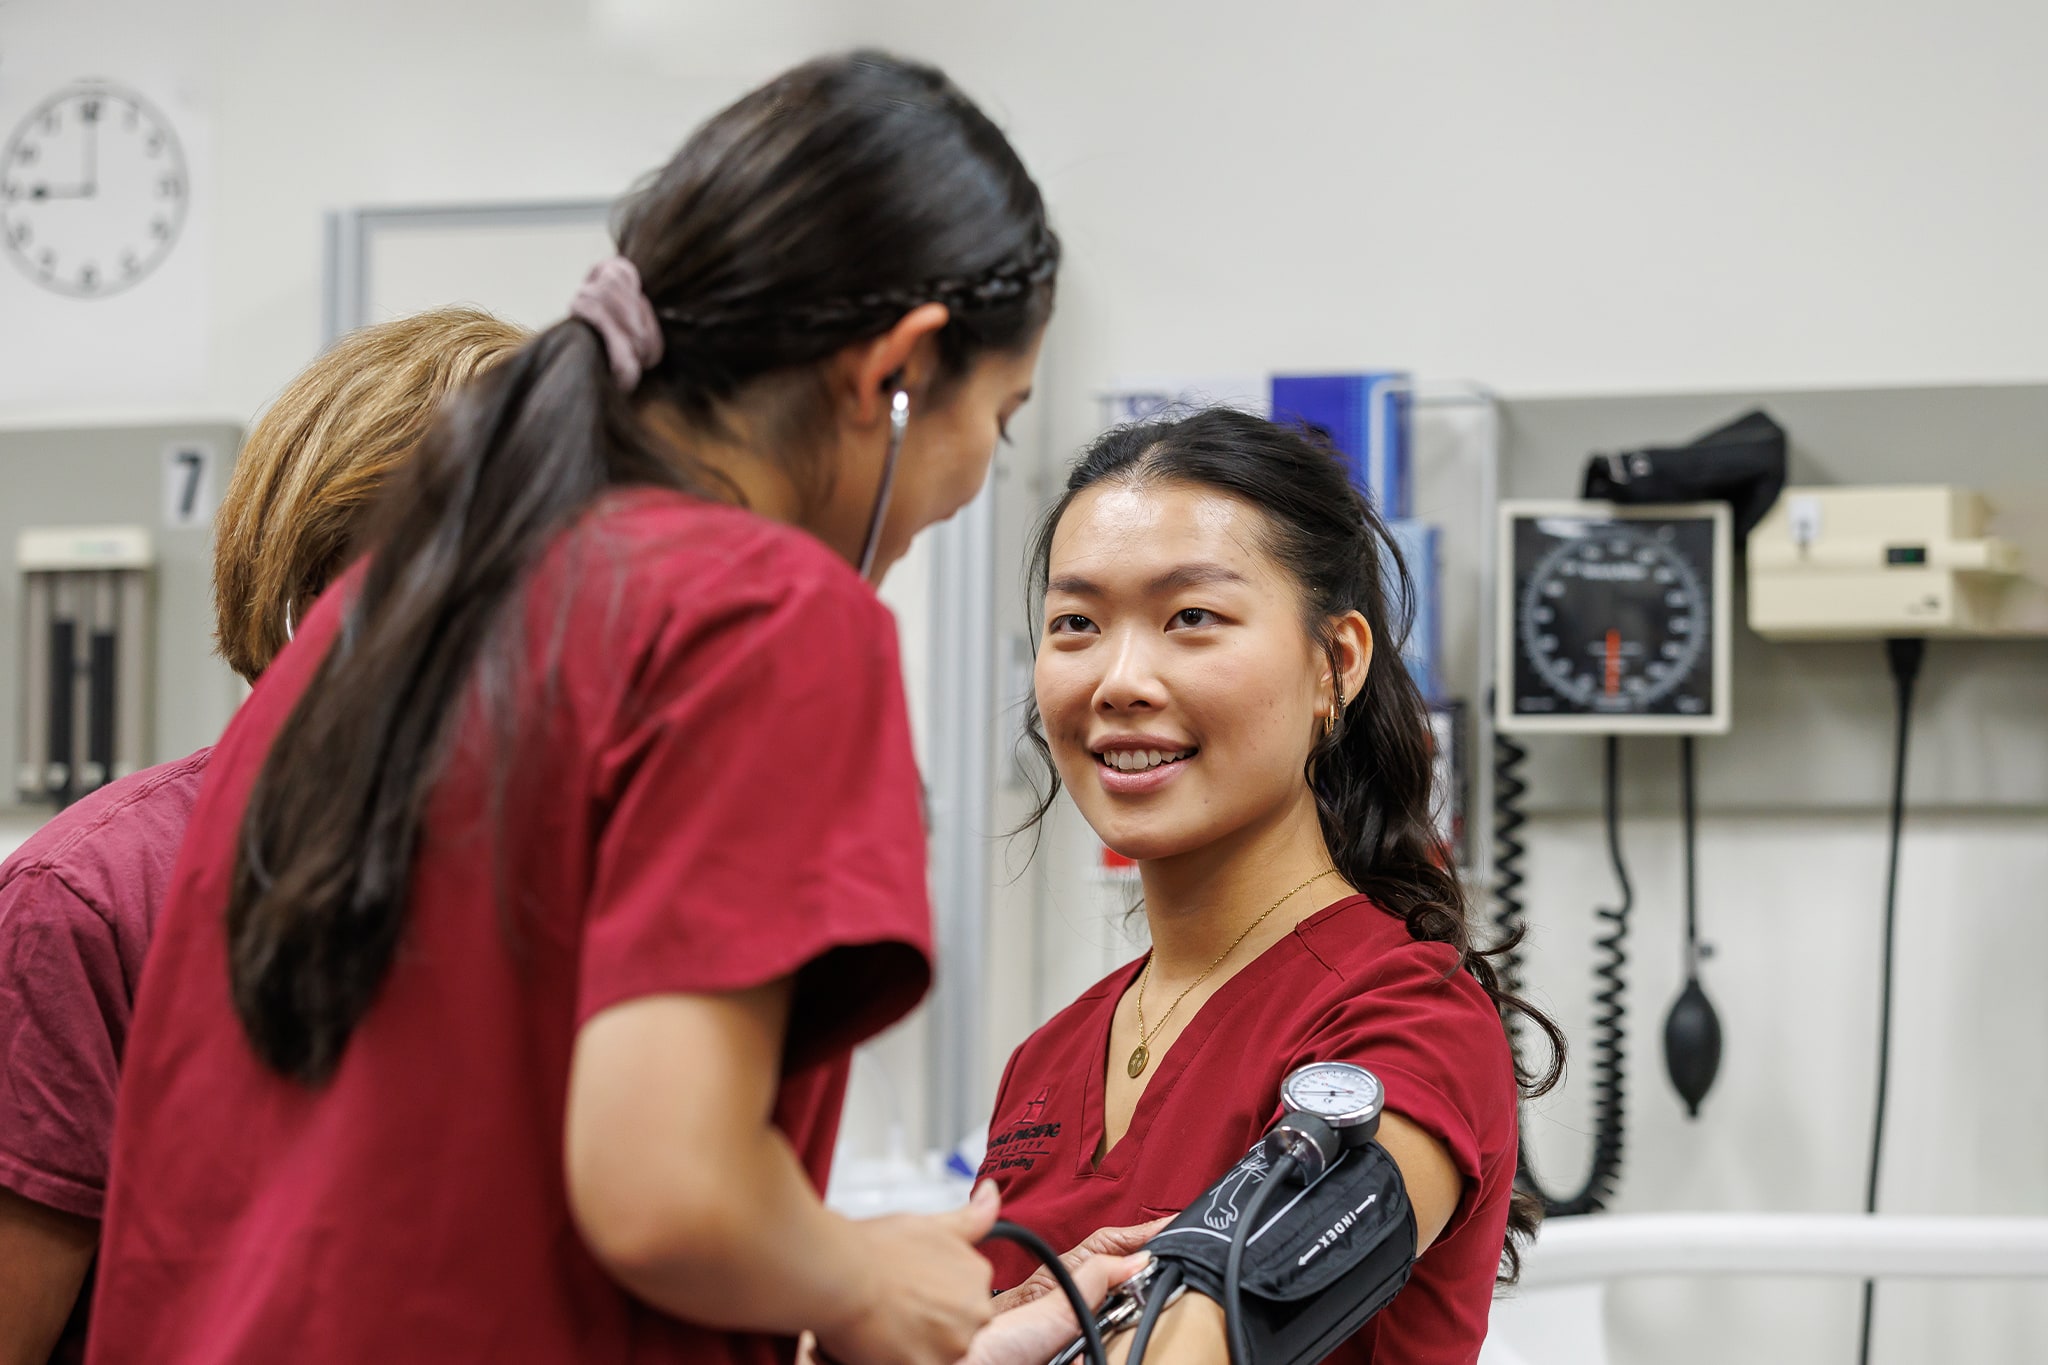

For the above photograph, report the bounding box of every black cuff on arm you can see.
[1146,1139,1418,1365]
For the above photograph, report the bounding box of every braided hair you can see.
[660,233,1060,336]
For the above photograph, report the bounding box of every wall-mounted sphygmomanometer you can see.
[15,526,154,809]
[1048,1062,1415,1365]
[1489,410,1786,1218]
[1496,500,1733,736]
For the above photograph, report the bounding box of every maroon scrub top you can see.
[89,490,934,1365]
[981,894,1520,1365]
[0,746,212,1364]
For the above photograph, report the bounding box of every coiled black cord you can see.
[984,1222,1107,1365]
[1493,730,1632,1216]
[1490,729,1532,1022]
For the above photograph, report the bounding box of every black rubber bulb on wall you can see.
[1663,974,1722,1118]
[1667,737,1722,1118]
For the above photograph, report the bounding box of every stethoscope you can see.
[856,388,912,581]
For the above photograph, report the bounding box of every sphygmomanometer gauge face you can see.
[1280,1062,1384,1135]
[1522,522,1706,709]
[1499,502,1732,735]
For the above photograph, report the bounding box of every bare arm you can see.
[565,980,996,1365]
[1105,1111,1463,1365]
[1373,1111,1464,1254]
[0,1185,95,1365]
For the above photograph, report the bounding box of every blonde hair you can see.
[213,307,527,682]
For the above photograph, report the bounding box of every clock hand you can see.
[82,102,99,197]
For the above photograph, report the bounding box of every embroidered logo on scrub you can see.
[1201,1147,1272,1231]
[979,1086,1063,1176]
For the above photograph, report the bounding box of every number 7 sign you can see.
[161,441,216,527]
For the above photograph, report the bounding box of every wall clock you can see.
[1,80,190,298]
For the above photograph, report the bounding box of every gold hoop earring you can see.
[1326,686,1344,742]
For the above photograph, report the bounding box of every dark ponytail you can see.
[229,51,1058,1084]
[1019,407,1565,1282]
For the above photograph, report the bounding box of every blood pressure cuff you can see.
[1145,1139,1417,1365]
[1580,408,1787,539]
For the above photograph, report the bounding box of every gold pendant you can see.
[1127,1044,1150,1078]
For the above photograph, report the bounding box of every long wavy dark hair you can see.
[228,51,1058,1085]
[1020,407,1565,1282]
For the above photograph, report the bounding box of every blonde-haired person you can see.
[213,307,527,676]
[0,306,524,1365]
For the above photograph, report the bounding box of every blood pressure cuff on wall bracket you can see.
[1579,408,1787,539]
[1145,1138,1418,1365]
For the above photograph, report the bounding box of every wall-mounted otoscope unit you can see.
[1748,485,2048,640]
[15,526,155,810]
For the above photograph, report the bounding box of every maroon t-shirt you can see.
[980,895,1519,1365]
[90,490,934,1365]
[0,747,212,1364]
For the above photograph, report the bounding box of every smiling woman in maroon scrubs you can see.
[982,409,1565,1365]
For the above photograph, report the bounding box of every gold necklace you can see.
[1127,868,1339,1078]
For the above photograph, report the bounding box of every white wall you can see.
[0,0,739,425]
[1514,810,2048,1365]
[4,2,2045,1361]
[893,0,2048,463]
[11,0,2048,432]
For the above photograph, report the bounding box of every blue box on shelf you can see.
[1269,371,1411,517]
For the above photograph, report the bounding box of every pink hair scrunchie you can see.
[570,257,664,391]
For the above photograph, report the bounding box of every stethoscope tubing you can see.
[857,389,911,580]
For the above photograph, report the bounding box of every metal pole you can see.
[924,480,996,1152]
[1408,381,1505,897]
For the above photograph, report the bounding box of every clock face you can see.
[1512,515,1717,719]
[1,82,189,299]
[1281,1062,1384,1124]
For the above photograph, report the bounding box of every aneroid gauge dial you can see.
[1279,1062,1385,1140]
[1498,501,1733,736]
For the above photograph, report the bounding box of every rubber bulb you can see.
[1663,974,1723,1118]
